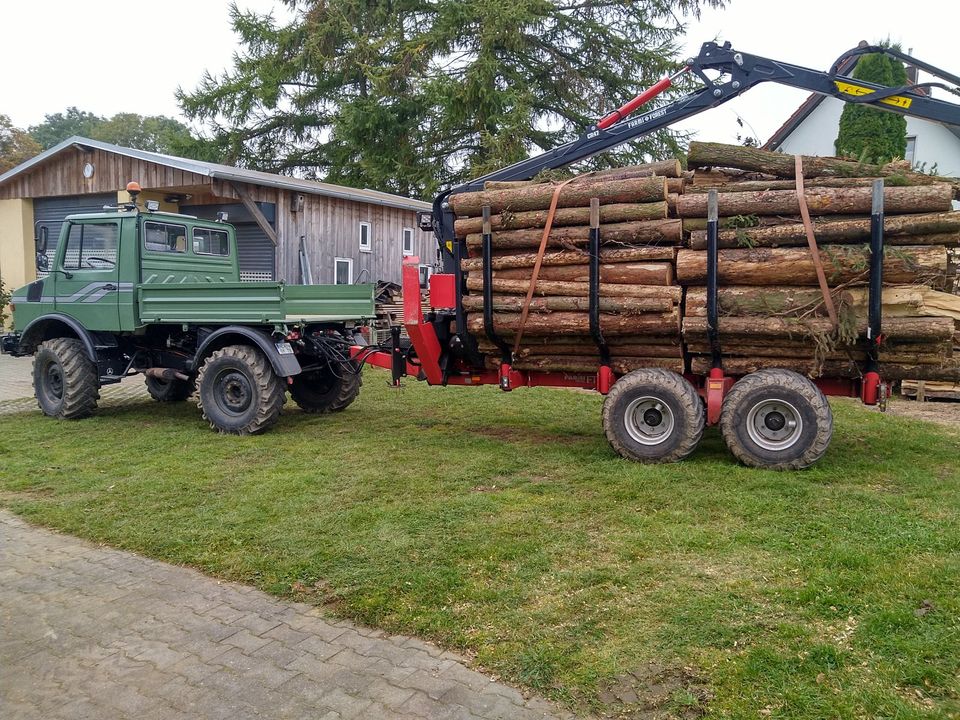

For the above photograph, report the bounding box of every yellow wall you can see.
[0,197,35,291]
[116,189,178,212]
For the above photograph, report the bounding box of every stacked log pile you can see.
[453,161,688,373]
[679,142,960,381]
[453,142,960,383]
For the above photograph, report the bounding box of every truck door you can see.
[53,219,122,331]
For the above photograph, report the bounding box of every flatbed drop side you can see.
[3,186,375,434]
[353,41,960,469]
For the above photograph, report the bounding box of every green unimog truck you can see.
[1,188,375,434]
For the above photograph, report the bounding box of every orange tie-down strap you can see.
[512,176,579,353]
[794,155,839,327]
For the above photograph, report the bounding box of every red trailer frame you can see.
[353,258,882,426]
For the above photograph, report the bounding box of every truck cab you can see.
[3,186,375,435]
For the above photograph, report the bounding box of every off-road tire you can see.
[289,362,362,413]
[32,338,99,419]
[719,369,833,470]
[196,345,285,435]
[602,368,705,463]
[145,375,194,402]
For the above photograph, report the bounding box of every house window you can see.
[402,227,415,256]
[358,222,372,252]
[334,257,353,285]
[905,136,917,166]
[419,264,432,289]
[144,221,187,254]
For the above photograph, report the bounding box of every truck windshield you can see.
[62,222,119,270]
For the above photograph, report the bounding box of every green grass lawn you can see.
[1,371,959,718]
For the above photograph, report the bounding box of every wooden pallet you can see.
[901,379,960,401]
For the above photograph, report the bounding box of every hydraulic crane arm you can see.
[432,40,960,245]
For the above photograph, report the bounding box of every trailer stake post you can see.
[588,198,611,367]
[706,189,722,370]
[481,205,511,365]
[862,179,885,407]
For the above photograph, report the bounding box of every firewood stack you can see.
[451,141,960,383]
[451,161,688,373]
[679,142,960,382]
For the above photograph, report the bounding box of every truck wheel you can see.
[719,369,833,470]
[196,345,285,435]
[289,363,361,413]
[33,338,100,420]
[602,369,704,463]
[145,376,194,402]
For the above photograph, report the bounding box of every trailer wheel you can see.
[602,369,704,463]
[33,338,100,420]
[145,375,194,402]
[719,369,833,470]
[289,362,361,413]
[196,345,285,435]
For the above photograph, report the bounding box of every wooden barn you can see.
[0,136,436,292]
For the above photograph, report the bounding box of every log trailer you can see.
[354,41,960,470]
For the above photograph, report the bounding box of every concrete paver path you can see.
[0,511,572,720]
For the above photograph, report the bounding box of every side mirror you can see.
[35,225,48,255]
[35,226,49,271]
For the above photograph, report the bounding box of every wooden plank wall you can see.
[278,194,437,286]
[0,147,211,199]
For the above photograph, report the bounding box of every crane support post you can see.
[480,206,511,362]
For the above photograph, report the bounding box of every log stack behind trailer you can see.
[451,143,960,382]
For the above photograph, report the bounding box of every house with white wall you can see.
[764,59,960,178]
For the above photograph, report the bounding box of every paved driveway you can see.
[0,353,150,415]
[0,512,572,720]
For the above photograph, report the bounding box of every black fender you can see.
[193,326,301,377]
[18,313,99,361]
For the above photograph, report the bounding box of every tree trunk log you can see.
[465,219,682,250]
[477,335,681,350]
[466,311,679,336]
[674,246,948,286]
[685,177,930,193]
[460,246,675,272]
[677,184,954,218]
[488,262,674,286]
[497,355,685,374]
[682,315,955,342]
[449,176,667,215]
[682,216,806,232]
[461,294,673,314]
[686,141,960,196]
[666,192,679,215]
[454,202,667,235]
[686,343,952,364]
[666,178,685,194]
[684,286,854,317]
[589,159,682,179]
[689,355,960,381]
[465,276,683,300]
[687,212,960,249]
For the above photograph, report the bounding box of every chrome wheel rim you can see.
[746,399,802,451]
[624,396,675,446]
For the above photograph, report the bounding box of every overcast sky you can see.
[2,0,955,148]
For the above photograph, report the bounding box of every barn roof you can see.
[0,136,431,211]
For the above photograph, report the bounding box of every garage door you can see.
[34,194,117,272]
[181,202,276,281]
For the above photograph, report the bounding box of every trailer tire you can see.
[602,369,704,463]
[33,338,100,420]
[197,345,285,435]
[145,376,194,402]
[289,363,361,413]
[719,369,832,470]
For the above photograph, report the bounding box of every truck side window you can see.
[62,222,119,270]
[193,228,229,256]
[144,221,187,253]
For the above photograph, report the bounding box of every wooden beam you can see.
[230,181,278,246]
